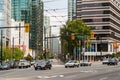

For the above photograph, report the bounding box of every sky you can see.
[43,0,68,36]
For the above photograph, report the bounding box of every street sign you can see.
[77,35,87,39]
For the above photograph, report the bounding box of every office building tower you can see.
[68,0,76,20]
[72,0,120,59]
[0,0,11,47]
[12,0,43,55]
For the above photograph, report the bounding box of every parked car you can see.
[34,59,52,70]
[65,60,79,68]
[80,60,92,66]
[102,58,109,65]
[107,58,118,65]
[0,62,10,70]
[18,60,31,68]
[31,60,35,65]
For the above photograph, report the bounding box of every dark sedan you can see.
[34,60,52,70]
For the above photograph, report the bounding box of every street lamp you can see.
[12,37,19,60]
[0,30,3,65]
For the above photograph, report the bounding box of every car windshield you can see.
[67,60,72,63]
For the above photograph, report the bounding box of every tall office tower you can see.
[29,0,43,56]
[44,16,51,53]
[76,0,120,58]
[0,0,11,47]
[12,0,44,55]
[12,0,30,23]
[68,0,76,20]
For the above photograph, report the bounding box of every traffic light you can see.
[45,48,49,53]
[24,23,30,32]
[113,41,118,49]
[71,33,75,40]
[91,31,94,39]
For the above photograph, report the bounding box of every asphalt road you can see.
[0,62,120,80]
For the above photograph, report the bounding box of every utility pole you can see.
[19,23,21,47]
[0,30,3,65]
[12,37,14,60]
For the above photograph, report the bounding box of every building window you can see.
[103,10,110,14]
[102,3,110,6]
[83,19,93,22]
[102,26,110,29]
[102,18,110,22]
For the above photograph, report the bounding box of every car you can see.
[30,60,35,65]
[18,60,31,68]
[107,58,118,65]
[65,60,79,68]
[34,59,52,70]
[80,60,92,66]
[102,58,109,65]
[0,62,11,70]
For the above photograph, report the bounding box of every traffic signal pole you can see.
[0,23,29,63]
[0,30,3,65]
[19,23,21,47]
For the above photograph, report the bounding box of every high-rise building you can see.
[44,16,51,52]
[70,0,120,59]
[68,0,76,20]
[12,0,30,23]
[12,0,44,55]
[29,0,43,56]
[0,0,11,47]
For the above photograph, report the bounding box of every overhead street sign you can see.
[77,35,87,39]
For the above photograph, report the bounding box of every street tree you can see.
[60,19,91,60]
[2,47,24,61]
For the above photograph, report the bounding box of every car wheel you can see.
[35,67,38,70]
[49,67,51,70]
[65,66,67,68]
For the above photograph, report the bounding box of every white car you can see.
[18,60,31,68]
[65,60,79,68]
[102,59,109,64]
[80,60,92,66]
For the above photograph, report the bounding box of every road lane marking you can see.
[59,75,64,77]
[99,77,108,80]
[37,75,64,79]
[80,70,97,73]
[51,75,58,78]
[44,76,50,79]
[37,76,42,79]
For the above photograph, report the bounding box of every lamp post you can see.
[44,26,51,60]
[12,37,14,60]
[100,39,102,61]
[0,30,3,65]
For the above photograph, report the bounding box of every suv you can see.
[18,60,31,68]
[107,58,118,65]
[34,60,52,70]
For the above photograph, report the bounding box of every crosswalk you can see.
[37,75,64,79]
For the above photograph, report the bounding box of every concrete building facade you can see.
[76,0,120,58]
[10,19,29,57]
[0,0,11,47]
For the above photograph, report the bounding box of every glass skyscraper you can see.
[12,0,30,23]
[12,0,44,55]
[68,0,76,20]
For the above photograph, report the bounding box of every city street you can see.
[0,62,120,80]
